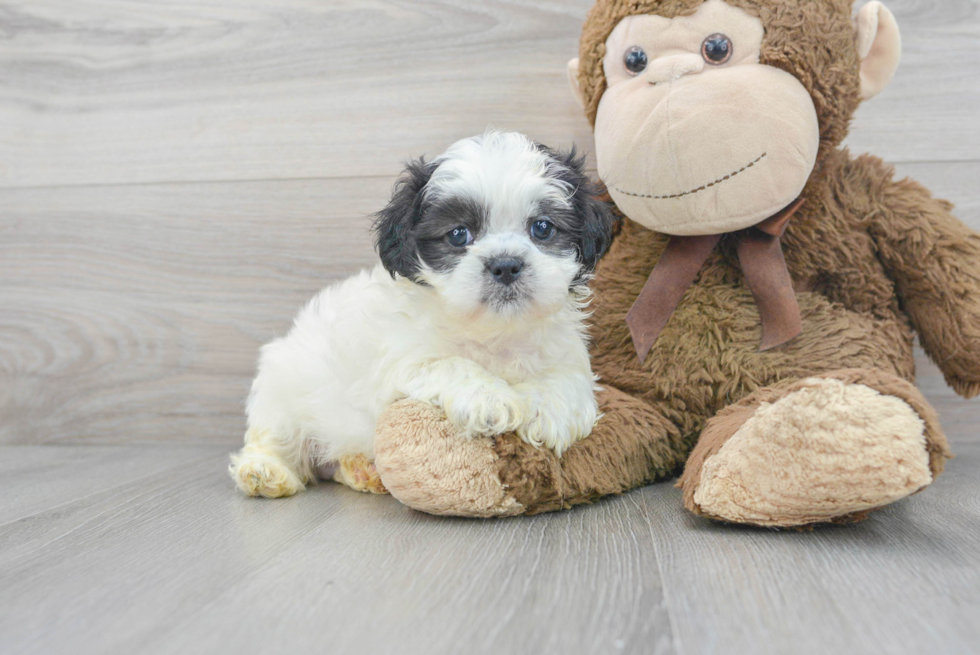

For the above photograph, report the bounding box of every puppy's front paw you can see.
[230,448,304,498]
[444,381,524,438]
[516,386,599,456]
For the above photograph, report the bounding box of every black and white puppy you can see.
[231,131,615,498]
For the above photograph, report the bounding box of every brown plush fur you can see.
[578,0,862,163]
[493,386,685,514]
[373,0,980,526]
[588,148,980,432]
[493,148,977,519]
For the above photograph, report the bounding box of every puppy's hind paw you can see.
[230,450,305,498]
[334,454,388,495]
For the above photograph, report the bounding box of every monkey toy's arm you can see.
[869,169,980,399]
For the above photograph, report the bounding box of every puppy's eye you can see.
[447,226,472,248]
[701,34,733,65]
[624,46,648,75]
[530,219,555,241]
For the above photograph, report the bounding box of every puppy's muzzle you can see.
[486,257,524,286]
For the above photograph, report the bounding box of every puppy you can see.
[230,131,615,498]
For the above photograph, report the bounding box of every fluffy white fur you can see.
[231,132,601,498]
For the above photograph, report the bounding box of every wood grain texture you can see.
[1,444,978,655]
[0,0,597,188]
[0,0,978,189]
[0,178,384,444]
[845,0,980,162]
[0,447,673,655]
[640,441,980,655]
[0,444,229,525]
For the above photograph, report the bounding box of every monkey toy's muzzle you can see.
[596,65,819,237]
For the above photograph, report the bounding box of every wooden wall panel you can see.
[0,0,977,188]
[1,0,977,444]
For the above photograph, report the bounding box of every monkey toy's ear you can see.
[855,1,902,100]
[567,58,585,109]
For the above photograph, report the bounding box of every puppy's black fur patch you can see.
[536,145,616,280]
[373,158,437,280]
[415,196,488,274]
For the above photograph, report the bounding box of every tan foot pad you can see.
[374,400,526,517]
[694,378,932,526]
[334,454,388,495]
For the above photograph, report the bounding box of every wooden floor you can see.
[2,421,980,655]
[2,1,979,653]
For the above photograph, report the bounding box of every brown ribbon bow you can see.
[626,198,805,364]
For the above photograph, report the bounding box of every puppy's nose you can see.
[486,257,524,286]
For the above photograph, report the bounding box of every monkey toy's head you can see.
[568,0,902,236]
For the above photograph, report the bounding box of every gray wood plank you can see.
[0,444,228,525]
[846,0,980,163]
[0,445,231,567]
[1,444,977,655]
[0,453,346,653]
[0,178,383,444]
[0,0,598,188]
[0,287,256,444]
[1,0,977,189]
[0,177,384,295]
[641,440,980,655]
[0,449,674,655]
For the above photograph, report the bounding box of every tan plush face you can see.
[594,0,820,236]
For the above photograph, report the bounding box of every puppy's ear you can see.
[553,147,616,273]
[575,190,616,272]
[373,158,435,279]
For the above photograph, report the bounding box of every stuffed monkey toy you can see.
[364,0,980,527]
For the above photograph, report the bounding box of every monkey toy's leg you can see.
[373,387,687,517]
[678,368,952,527]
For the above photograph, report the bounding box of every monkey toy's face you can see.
[593,0,820,236]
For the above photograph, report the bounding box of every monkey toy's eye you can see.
[447,226,472,247]
[530,219,555,241]
[624,46,648,76]
[701,34,733,65]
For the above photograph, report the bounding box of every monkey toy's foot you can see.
[372,400,525,516]
[679,369,953,527]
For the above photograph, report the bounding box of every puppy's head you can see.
[373,131,614,320]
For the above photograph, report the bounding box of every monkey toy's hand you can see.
[871,175,980,399]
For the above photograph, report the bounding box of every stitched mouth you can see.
[613,152,767,200]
